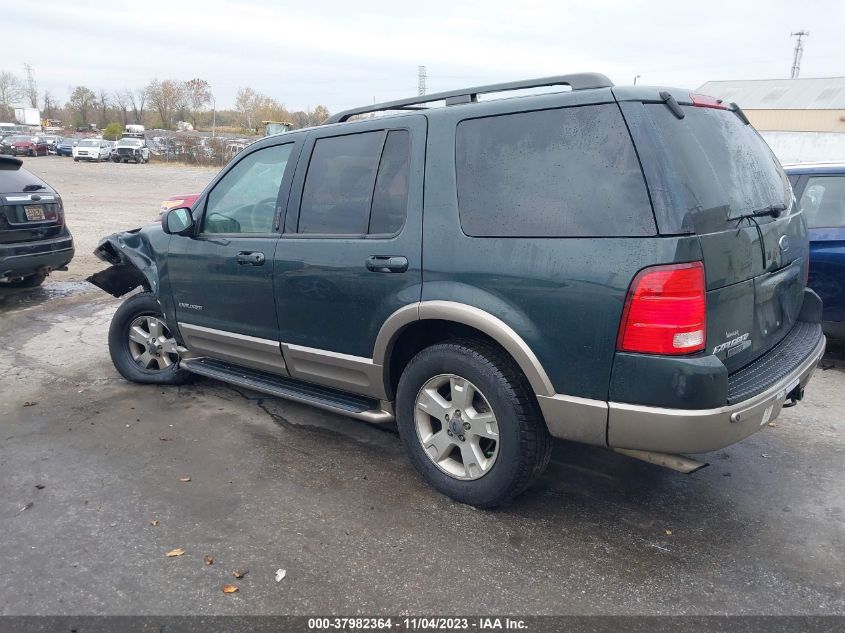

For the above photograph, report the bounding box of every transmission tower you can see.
[790,30,809,79]
[418,65,427,96]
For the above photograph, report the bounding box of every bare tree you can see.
[42,90,57,119]
[184,78,212,128]
[0,71,23,120]
[146,79,186,129]
[23,63,38,108]
[234,87,292,131]
[126,88,146,125]
[97,88,110,128]
[113,90,130,125]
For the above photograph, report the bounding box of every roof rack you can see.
[324,73,613,124]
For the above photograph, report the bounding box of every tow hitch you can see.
[782,385,805,408]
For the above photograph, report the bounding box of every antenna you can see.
[418,65,427,96]
[790,30,809,79]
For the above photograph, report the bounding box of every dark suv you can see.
[89,74,825,507]
[1,156,74,287]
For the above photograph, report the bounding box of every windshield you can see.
[78,140,99,147]
[10,136,33,142]
[646,104,791,232]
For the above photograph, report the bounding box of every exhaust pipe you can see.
[612,448,708,474]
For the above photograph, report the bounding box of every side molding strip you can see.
[177,323,288,375]
[281,343,388,400]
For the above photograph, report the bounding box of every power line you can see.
[790,30,809,79]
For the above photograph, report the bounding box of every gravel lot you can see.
[0,157,843,616]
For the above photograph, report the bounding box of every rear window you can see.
[646,105,791,230]
[456,104,654,237]
[0,164,49,193]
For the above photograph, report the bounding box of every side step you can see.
[181,357,394,424]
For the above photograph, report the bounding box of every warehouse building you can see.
[697,77,845,163]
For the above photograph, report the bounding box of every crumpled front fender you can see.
[86,226,165,298]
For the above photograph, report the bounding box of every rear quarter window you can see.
[455,103,655,237]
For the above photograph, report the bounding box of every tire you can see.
[73,158,79,162]
[108,292,193,385]
[396,339,552,508]
[4,271,46,288]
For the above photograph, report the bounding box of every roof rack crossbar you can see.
[324,72,613,124]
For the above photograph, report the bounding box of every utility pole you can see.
[418,65,427,96]
[633,75,641,85]
[790,30,809,79]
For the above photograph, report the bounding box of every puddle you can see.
[0,280,94,312]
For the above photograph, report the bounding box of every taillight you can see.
[690,93,727,110]
[617,262,706,355]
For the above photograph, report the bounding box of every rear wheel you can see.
[108,292,193,385]
[396,340,552,508]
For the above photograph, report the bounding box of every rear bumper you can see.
[605,331,825,454]
[0,237,74,279]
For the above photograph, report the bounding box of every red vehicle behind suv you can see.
[8,136,49,157]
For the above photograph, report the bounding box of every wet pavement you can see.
[0,282,843,615]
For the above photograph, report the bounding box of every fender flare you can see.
[372,300,556,397]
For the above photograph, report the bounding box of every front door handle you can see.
[366,255,408,273]
[236,251,265,266]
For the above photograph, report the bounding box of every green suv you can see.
[89,74,826,507]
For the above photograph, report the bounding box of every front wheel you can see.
[396,340,552,508]
[108,292,193,385]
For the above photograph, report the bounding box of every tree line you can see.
[0,66,331,133]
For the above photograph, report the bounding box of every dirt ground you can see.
[0,156,843,616]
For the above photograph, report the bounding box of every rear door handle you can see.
[366,255,408,273]
[236,251,265,266]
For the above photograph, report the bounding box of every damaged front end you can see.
[87,226,166,298]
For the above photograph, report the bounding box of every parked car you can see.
[785,162,845,339]
[56,137,79,157]
[0,134,12,154]
[41,135,63,154]
[7,135,49,157]
[72,139,110,162]
[159,192,200,216]
[89,74,825,507]
[0,155,74,287]
[112,138,150,163]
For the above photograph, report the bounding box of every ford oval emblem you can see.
[779,235,791,252]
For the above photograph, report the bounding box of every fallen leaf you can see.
[23,401,37,407]
[17,501,33,515]
[159,437,171,441]
[275,568,286,582]
[165,548,185,558]
[222,584,239,594]
[232,569,247,579]
[204,555,214,566]
[149,519,159,527]
[664,529,673,536]
[179,476,191,482]
[761,454,770,459]
[35,484,45,490]
[767,422,777,428]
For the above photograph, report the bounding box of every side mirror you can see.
[162,207,195,235]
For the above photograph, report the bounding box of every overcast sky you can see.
[5,0,844,113]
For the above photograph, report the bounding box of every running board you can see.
[180,357,394,424]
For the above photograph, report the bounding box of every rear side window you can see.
[799,176,845,228]
[646,105,791,230]
[298,132,383,234]
[456,104,654,237]
[369,130,410,234]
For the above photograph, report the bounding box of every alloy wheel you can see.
[126,315,180,370]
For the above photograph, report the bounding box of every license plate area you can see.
[24,205,45,221]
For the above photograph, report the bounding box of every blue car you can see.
[785,162,845,339]
[55,138,78,157]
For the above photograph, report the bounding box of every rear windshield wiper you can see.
[734,204,787,222]
[23,184,46,192]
